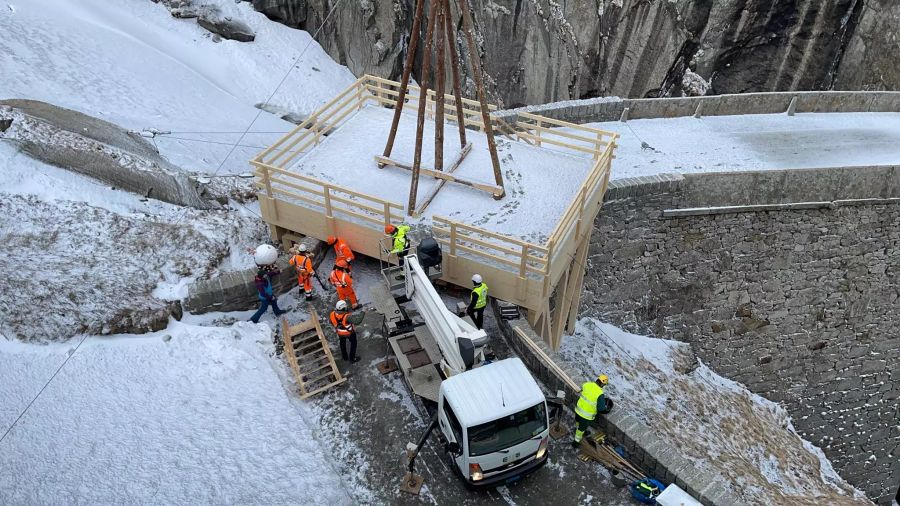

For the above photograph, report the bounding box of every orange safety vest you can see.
[333,238,355,263]
[329,269,352,288]
[329,310,353,336]
[288,254,313,277]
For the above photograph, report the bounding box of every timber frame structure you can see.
[252,75,618,350]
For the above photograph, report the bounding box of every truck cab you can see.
[437,358,550,487]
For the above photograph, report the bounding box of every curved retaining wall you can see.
[494,91,900,125]
[584,166,900,504]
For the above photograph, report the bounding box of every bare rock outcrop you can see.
[833,0,900,92]
[252,0,894,106]
[0,99,217,209]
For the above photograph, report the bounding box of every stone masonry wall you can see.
[582,173,900,504]
[494,91,900,125]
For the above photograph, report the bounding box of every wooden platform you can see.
[254,75,619,350]
[281,311,346,399]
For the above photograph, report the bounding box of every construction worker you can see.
[250,244,287,323]
[329,300,361,363]
[573,374,610,446]
[288,244,315,300]
[384,223,411,263]
[466,274,488,330]
[326,235,355,270]
[329,259,359,309]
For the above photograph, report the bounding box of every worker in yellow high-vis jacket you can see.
[466,274,488,330]
[573,374,612,446]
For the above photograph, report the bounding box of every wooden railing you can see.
[363,75,497,132]
[255,75,369,169]
[251,161,405,227]
[431,216,549,280]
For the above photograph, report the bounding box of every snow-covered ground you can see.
[559,320,871,506]
[0,0,357,340]
[0,321,353,504]
[1,0,355,174]
[586,112,900,180]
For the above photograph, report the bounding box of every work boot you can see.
[352,304,361,310]
[341,354,349,361]
[571,440,580,448]
[305,293,314,300]
[351,356,361,363]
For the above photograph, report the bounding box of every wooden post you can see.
[449,223,458,256]
[575,187,586,236]
[434,0,447,172]
[457,0,505,199]
[444,0,467,148]
[518,243,528,279]
[407,0,440,215]
[323,186,333,217]
[535,119,542,147]
[262,166,273,198]
[383,202,391,227]
[382,0,426,158]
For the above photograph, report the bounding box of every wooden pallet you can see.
[281,310,346,399]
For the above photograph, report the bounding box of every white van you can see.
[437,358,550,487]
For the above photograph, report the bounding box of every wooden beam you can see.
[457,0,505,198]
[376,154,502,197]
[415,142,472,215]
[434,0,446,173]
[407,0,441,214]
[564,235,591,336]
[382,0,426,159]
[443,0,468,149]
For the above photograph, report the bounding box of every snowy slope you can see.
[0,322,352,505]
[559,320,870,506]
[0,0,355,174]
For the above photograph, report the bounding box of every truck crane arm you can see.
[403,255,488,376]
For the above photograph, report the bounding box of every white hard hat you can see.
[335,300,348,311]
[297,243,308,253]
[472,274,482,284]
[254,244,278,266]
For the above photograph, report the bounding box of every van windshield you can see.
[467,402,547,457]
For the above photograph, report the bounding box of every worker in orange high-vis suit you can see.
[329,300,361,362]
[326,236,355,270]
[288,243,315,300]
[329,259,359,309]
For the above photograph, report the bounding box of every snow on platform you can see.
[586,112,900,180]
[289,105,594,244]
[0,322,352,505]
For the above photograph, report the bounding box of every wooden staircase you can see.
[281,310,346,399]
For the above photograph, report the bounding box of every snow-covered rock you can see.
[197,8,256,42]
[0,100,217,209]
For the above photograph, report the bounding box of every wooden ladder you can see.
[281,309,346,399]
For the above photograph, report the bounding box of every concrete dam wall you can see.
[583,167,900,504]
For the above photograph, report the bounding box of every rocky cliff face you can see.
[246,0,898,106]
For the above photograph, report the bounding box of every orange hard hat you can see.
[384,224,396,234]
[335,259,349,269]
[326,236,337,245]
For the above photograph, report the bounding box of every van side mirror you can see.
[446,442,461,455]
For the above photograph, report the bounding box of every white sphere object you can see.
[254,244,278,265]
